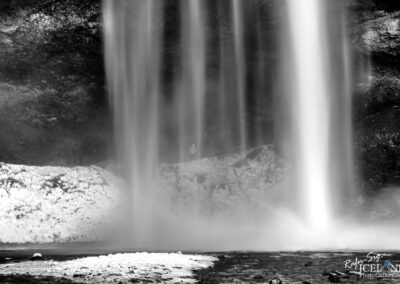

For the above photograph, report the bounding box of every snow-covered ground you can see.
[0,252,217,283]
[0,163,123,243]
[0,145,286,244]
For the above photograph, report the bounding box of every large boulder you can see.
[160,145,287,216]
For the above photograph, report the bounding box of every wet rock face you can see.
[0,0,109,167]
[358,12,400,55]
[196,251,400,283]
[352,7,400,192]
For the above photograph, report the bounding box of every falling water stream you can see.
[285,0,361,235]
[104,0,256,249]
[287,0,332,231]
[103,0,400,250]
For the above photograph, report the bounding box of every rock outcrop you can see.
[355,11,400,55]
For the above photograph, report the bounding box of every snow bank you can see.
[0,252,217,283]
[0,163,122,243]
[0,145,286,244]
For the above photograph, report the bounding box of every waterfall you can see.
[232,0,247,151]
[286,0,332,230]
[104,0,164,244]
[104,0,252,248]
[177,0,206,161]
[104,0,359,249]
[285,0,356,231]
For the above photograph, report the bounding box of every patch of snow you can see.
[0,145,286,244]
[0,252,217,283]
[0,163,123,243]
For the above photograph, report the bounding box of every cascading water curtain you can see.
[104,0,164,244]
[284,0,356,234]
[104,0,356,250]
[103,0,271,249]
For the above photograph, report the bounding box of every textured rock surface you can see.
[197,252,400,283]
[160,145,287,216]
[356,11,400,55]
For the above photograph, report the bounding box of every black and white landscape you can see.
[1,0,400,283]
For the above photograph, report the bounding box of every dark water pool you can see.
[1,248,400,283]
